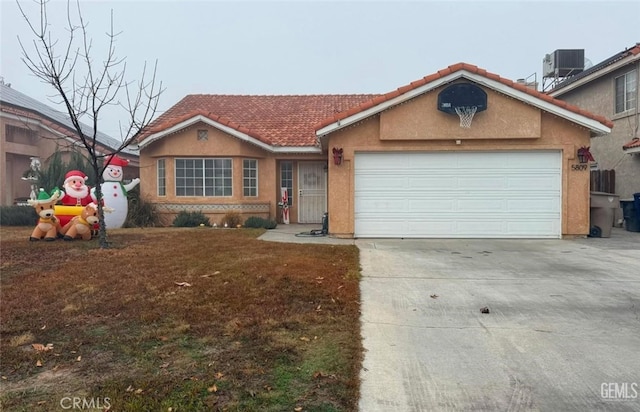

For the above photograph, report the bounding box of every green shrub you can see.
[221,212,242,228]
[0,206,38,226]
[124,188,160,228]
[244,216,278,229]
[172,211,211,227]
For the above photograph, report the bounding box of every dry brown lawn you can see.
[0,227,362,411]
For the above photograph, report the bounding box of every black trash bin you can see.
[321,212,329,235]
[620,196,640,232]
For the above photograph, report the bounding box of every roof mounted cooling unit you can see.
[543,49,585,78]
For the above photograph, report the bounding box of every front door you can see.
[298,162,326,223]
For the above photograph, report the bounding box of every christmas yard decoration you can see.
[93,155,140,229]
[27,188,62,241]
[59,169,95,207]
[60,203,101,241]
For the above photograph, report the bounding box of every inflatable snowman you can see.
[94,155,140,229]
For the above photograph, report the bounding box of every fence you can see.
[590,169,615,193]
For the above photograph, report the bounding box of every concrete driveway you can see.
[357,229,640,411]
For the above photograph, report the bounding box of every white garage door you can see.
[354,151,561,238]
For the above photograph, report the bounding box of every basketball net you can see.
[454,106,478,128]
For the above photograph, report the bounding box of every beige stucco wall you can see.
[380,87,541,140]
[551,62,640,199]
[1,116,75,205]
[326,84,593,238]
[139,123,326,225]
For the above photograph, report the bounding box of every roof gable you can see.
[316,63,613,138]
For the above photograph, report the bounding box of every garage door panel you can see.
[506,152,560,168]
[407,154,454,168]
[507,198,560,212]
[354,151,561,238]
[507,175,560,190]
[457,198,505,211]
[407,198,455,212]
[356,198,408,213]
[356,176,408,190]
[458,176,507,190]
[408,176,458,189]
[507,220,559,235]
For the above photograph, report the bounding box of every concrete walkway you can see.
[257,224,355,245]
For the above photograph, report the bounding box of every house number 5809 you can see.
[571,164,588,171]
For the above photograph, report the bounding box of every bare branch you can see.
[16,0,163,248]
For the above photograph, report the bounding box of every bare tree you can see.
[17,0,163,248]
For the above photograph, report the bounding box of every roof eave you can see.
[138,114,321,153]
[0,110,116,154]
[624,146,640,154]
[317,70,611,138]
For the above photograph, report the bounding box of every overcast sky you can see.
[1,0,639,139]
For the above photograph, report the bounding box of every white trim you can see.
[625,146,640,154]
[157,158,166,197]
[138,114,321,153]
[242,158,258,197]
[316,70,611,137]
[549,53,640,97]
[174,157,234,197]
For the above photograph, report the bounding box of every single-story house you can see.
[137,62,612,238]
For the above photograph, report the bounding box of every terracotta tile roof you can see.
[623,137,640,150]
[138,94,378,147]
[140,62,613,148]
[315,62,614,131]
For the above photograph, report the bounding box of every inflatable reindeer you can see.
[27,188,62,241]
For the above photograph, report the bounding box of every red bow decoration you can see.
[577,146,595,163]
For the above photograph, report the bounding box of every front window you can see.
[157,159,166,196]
[243,159,258,197]
[281,161,293,206]
[615,70,637,114]
[175,158,232,197]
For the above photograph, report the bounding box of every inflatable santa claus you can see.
[59,170,95,206]
[93,155,140,229]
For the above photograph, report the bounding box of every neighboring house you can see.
[548,43,640,200]
[0,83,139,206]
[138,62,612,238]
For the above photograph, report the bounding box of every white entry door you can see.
[354,151,562,238]
[298,162,326,223]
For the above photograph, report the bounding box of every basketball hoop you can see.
[438,83,487,128]
[454,106,478,128]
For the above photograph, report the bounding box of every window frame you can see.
[157,158,166,196]
[280,161,293,206]
[614,70,637,114]
[174,158,233,197]
[243,159,258,197]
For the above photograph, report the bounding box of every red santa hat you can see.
[64,170,88,184]
[105,155,129,167]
